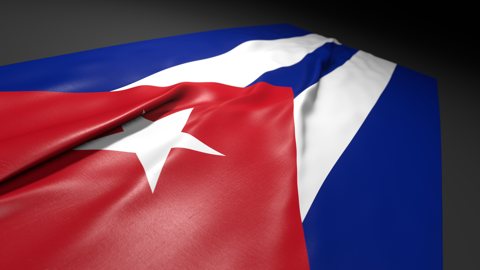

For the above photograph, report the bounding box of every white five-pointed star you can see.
[76,108,224,192]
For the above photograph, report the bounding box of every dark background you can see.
[1,1,478,269]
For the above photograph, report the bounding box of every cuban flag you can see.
[0,24,441,269]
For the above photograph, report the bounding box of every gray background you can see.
[1,1,478,269]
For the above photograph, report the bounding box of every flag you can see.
[0,24,442,269]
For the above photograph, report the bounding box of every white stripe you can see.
[113,34,334,91]
[294,51,396,220]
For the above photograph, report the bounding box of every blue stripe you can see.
[302,66,442,269]
[0,24,309,92]
[249,42,357,96]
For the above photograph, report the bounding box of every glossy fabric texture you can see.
[0,83,309,269]
[0,24,442,270]
[302,66,442,269]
